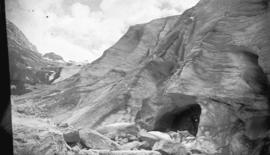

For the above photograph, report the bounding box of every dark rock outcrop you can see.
[63,129,80,144]
[11,0,270,154]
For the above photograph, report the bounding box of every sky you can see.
[5,0,199,62]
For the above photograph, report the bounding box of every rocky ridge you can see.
[7,20,83,95]
[11,0,270,154]
[7,20,63,95]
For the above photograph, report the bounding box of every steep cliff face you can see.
[12,0,270,154]
[7,20,62,95]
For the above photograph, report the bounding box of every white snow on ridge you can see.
[49,71,56,81]
[53,65,81,83]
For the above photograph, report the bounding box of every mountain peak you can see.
[43,52,64,61]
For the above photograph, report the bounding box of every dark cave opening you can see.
[153,104,201,136]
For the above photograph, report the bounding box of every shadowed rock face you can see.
[12,0,270,154]
[7,20,62,95]
[153,104,201,136]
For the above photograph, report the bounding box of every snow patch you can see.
[49,71,56,81]
[148,131,172,141]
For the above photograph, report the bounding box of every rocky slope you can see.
[7,20,63,95]
[11,0,270,154]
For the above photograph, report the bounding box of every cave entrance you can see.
[153,104,201,136]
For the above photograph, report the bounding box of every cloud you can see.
[5,0,199,62]
[71,2,90,17]
[40,35,96,62]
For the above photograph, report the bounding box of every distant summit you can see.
[43,52,64,61]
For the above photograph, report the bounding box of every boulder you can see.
[138,130,160,148]
[59,123,69,128]
[138,130,176,150]
[147,131,172,142]
[63,130,80,144]
[152,140,188,155]
[119,141,144,150]
[79,129,120,150]
[169,130,195,143]
[96,122,139,139]
[12,118,69,155]
[115,136,129,145]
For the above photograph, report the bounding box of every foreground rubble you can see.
[12,112,215,155]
